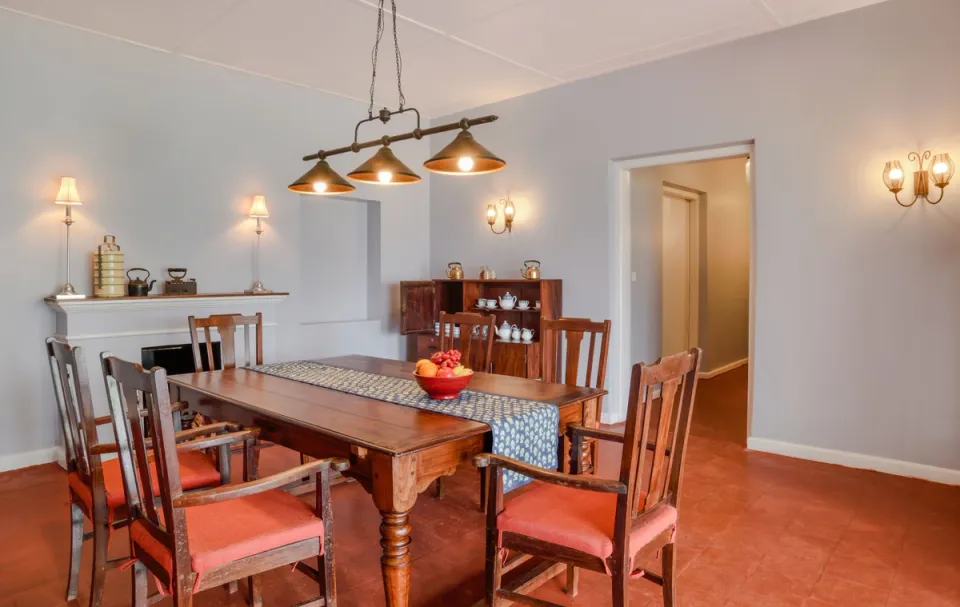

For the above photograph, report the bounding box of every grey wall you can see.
[429,0,960,471]
[0,11,431,465]
[631,158,751,373]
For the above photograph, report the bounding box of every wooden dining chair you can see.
[541,317,612,473]
[101,352,348,607]
[433,311,496,501]
[45,338,244,607]
[438,311,496,373]
[476,348,702,607]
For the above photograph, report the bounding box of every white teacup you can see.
[517,300,530,310]
[487,300,498,309]
[477,299,489,308]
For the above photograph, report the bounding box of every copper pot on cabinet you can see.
[522,260,541,280]
[446,262,464,280]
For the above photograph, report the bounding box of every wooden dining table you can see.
[168,354,606,607]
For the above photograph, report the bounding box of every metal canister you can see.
[92,235,125,298]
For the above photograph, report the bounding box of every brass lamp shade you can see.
[288,160,356,195]
[423,130,506,175]
[348,146,421,184]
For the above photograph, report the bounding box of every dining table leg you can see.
[372,452,419,607]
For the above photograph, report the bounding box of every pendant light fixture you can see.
[288,0,506,194]
[288,159,356,195]
[348,142,420,184]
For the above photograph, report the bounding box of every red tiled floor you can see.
[2,365,959,606]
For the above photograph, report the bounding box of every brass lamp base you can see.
[54,283,86,300]
[246,281,271,294]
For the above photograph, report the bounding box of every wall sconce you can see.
[52,177,85,300]
[247,195,271,294]
[884,150,954,207]
[486,197,515,234]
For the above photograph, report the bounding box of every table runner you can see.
[250,361,557,492]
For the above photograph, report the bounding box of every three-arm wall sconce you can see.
[486,197,516,234]
[247,195,271,294]
[883,151,954,207]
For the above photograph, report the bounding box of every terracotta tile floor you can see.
[2,366,959,606]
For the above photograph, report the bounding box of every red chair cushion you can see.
[67,450,221,513]
[498,481,677,561]
[130,489,324,582]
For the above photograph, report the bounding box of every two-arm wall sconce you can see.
[486,197,516,234]
[883,151,954,207]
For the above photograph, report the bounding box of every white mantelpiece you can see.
[45,293,288,458]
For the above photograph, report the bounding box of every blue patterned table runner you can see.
[250,361,558,492]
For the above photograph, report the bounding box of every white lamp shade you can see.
[249,195,269,218]
[54,177,82,205]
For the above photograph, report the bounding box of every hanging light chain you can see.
[367,0,387,117]
[366,0,406,117]
[391,0,405,110]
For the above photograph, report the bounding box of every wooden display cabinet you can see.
[399,279,562,379]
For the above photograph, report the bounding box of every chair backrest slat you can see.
[617,348,702,519]
[45,338,100,477]
[541,318,611,391]
[188,313,264,372]
[438,312,496,373]
[101,353,184,553]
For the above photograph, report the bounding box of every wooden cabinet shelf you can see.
[400,278,562,379]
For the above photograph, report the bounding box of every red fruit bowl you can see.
[413,371,473,400]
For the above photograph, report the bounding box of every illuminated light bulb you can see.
[933,162,949,175]
[378,171,393,184]
[888,167,904,181]
[313,181,328,193]
[486,204,497,225]
[457,156,475,172]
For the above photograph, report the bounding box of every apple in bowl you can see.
[414,349,473,400]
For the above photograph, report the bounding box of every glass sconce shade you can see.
[503,198,516,221]
[349,146,420,184]
[930,153,955,187]
[54,177,83,205]
[248,195,269,218]
[883,161,905,193]
[486,203,498,225]
[424,130,506,175]
[289,160,356,195]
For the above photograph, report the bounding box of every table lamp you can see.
[247,195,271,293]
[53,177,85,300]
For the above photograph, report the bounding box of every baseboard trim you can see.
[747,437,960,486]
[0,446,60,473]
[700,357,748,379]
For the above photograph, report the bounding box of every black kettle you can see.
[126,268,156,297]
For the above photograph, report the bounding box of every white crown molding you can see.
[748,437,960,486]
[45,293,288,314]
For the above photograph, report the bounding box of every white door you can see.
[662,195,693,356]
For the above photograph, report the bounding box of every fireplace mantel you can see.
[45,292,288,314]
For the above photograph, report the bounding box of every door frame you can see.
[661,185,702,355]
[606,142,755,435]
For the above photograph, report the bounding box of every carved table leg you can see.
[371,452,418,607]
[379,510,413,607]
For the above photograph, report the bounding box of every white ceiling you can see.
[1,0,891,117]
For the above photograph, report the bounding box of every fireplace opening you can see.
[141,342,221,375]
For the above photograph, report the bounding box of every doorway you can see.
[606,142,755,444]
[661,187,700,357]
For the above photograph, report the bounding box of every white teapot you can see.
[499,292,518,310]
[497,321,513,341]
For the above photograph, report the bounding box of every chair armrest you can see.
[174,422,241,443]
[567,424,670,456]
[89,442,118,455]
[474,453,627,495]
[173,457,351,507]
[94,402,186,427]
[566,423,624,444]
[174,428,261,454]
